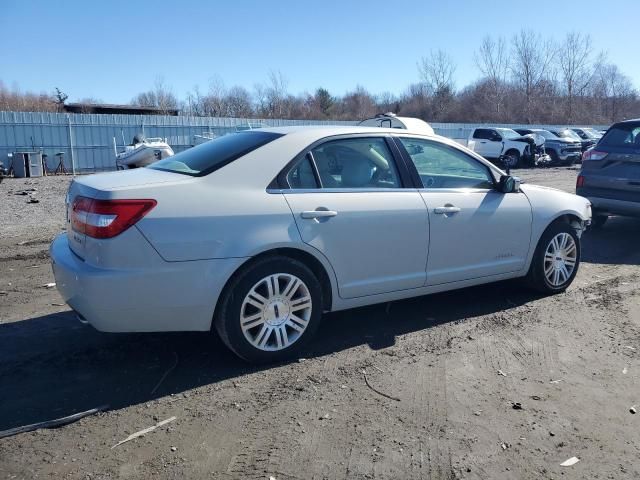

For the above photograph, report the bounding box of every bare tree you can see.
[265,70,289,118]
[557,32,594,123]
[399,83,431,120]
[184,85,205,116]
[201,76,229,116]
[510,30,556,123]
[474,35,509,118]
[418,50,456,119]
[252,71,290,118]
[593,62,635,122]
[338,85,377,120]
[131,77,179,114]
[376,91,400,115]
[0,81,57,112]
[225,86,254,117]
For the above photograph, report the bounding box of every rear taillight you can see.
[71,196,156,239]
[582,149,608,162]
[576,175,585,188]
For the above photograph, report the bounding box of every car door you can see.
[395,136,532,286]
[471,129,491,157]
[483,129,504,158]
[281,135,430,299]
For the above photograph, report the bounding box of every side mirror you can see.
[498,175,520,193]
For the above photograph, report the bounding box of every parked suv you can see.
[550,128,595,154]
[576,119,640,227]
[515,129,582,166]
[571,127,602,141]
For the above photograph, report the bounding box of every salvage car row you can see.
[358,113,604,169]
[459,126,600,168]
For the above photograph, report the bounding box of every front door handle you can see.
[301,209,338,219]
[434,206,461,215]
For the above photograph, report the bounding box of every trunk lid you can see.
[65,168,191,259]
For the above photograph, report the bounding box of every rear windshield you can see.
[149,131,283,176]
[599,124,640,149]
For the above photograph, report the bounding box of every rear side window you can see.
[599,124,640,149]
[286,155,319,189]
[149,131,282,176]
[310,138,401,189]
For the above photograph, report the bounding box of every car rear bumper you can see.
[50,233,246,332]
[579,195,640,217]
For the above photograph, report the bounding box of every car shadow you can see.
[0,280,540,432]
[581,216,640,266]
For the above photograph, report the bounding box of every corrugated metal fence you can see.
[0,111,607,174]
[0,112,357,174]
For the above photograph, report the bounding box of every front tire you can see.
[526,222,580,294]
[503,150,521,169]
[214,256,323,363]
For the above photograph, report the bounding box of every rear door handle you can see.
[301,209,338,219]
[434,206,461,215]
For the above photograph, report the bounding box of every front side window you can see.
[150,131,282,176]
[398,137,494,189]
[473,129,491,140]
[305,137,401,189]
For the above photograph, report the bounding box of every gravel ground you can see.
[1,168,639,480]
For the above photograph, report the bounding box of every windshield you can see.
[554,129,581,141]
[149,131,282,176]
[534,130,557,139]
[496,128,520,139]
[584,128,602,138]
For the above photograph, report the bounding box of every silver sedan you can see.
[51,126,591,362]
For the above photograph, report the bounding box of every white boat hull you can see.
[116,142,174,168]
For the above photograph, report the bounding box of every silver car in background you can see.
[51,126,591,363]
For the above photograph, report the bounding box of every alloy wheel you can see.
[543,232,577,287]
[240,273,312,351]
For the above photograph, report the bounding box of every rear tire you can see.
[525,222,580,294]
[214,256,323,364]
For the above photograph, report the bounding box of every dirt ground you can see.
[1,167,639,480]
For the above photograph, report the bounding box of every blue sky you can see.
[1,0,636,103]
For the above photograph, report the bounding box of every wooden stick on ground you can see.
[111,416,177,449]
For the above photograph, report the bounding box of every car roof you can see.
[257,125,421,136]
[612,119,640,126]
